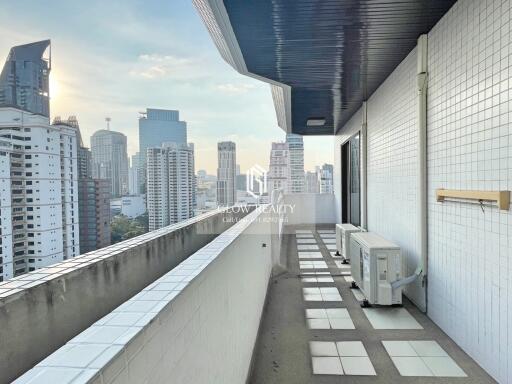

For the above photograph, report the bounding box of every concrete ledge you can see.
[15,208,273,384]
[0,207,253,384]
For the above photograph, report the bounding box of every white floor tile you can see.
[307,318,330,329]
[384,340,466,377]
[296,230,312,234]
[326,308,350,318]
[320,234,336,238]
[422,357,466,377]
[329,318,355,329]
[362,308,423,330]
[296,234,314,239]
[299,261,327,269]
[409,341,448,357]
[344,276,354,283]
[336,341,368,357]
[317,230,335,234]
[312,357,344,375]
[298,252,323,259]
[310,341,338,356]
[297,239,317,244]
[306,308,328,318]
[302,276,333,283]
[382,341,417,357]
[304,294,323,301]
[322,294,343,301]
[317,277,334,283]
[390,356,433,376]
[302,271,330,275]
[341,357,376,375]
[323,239,337,244]
[297,245,320,251]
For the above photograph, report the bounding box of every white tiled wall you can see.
[427,0,512,382]
[333,49,425,310]
[334,0,512,381]
[366,47,425,311]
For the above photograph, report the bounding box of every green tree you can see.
[111,214,147,244]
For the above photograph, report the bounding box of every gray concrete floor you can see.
[249,225,497,384]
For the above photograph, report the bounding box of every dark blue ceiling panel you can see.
[222,0,456,135]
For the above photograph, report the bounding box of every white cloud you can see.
[130,54,202,80]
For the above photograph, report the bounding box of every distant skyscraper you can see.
[0,107,79,280]
[267,142,290,194]
[91,129,129,197]
[305,171,319,193]
[146,143,195,231]
[217,141,236,207]
[129,153,141,195]
[139,108,187,193]
[317,164,334,194]
[286,133,305,193]
[0,40,51,116]
[78,146,92,179]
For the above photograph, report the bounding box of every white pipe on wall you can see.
[417,34,428,311]
[361,101,368,230]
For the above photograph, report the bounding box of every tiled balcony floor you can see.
[249,226,497,384]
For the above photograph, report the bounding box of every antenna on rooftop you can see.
[105,117,111,130]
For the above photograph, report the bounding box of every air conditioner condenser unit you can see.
[349,232,403,306]
[335,223,361,262]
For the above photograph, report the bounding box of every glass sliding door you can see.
[349,134,361,226]
[340,133,361,226]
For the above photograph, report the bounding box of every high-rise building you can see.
[0,40,51,117]
[216,141,236,207]
[128,153,140,195]
[78,178,111,254]
[0,107,79,280]
[138,109,187,193]
[305,171,319,193]
[317,164,334,194]
[52,117,81,260]
[91,129,129,197]
[146,142,195,231]
[286,133,305,193]
[267,142,290,194]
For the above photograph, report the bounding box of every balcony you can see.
[0,194,496,384]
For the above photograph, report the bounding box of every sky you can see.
[0,0,334,174]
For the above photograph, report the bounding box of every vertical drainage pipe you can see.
[361,101,368,231]
[417,34,428,312]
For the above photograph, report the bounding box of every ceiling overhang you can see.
[193,0,456,136]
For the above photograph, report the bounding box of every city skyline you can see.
[0,0,333,174]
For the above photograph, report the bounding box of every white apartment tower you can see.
[0,108,79,280]
[52,116,80,260]
[285,133,305,193]
[146,143,196,231]
[317,163,334,194]
[216,141,236,207]
[267,142,290,194]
